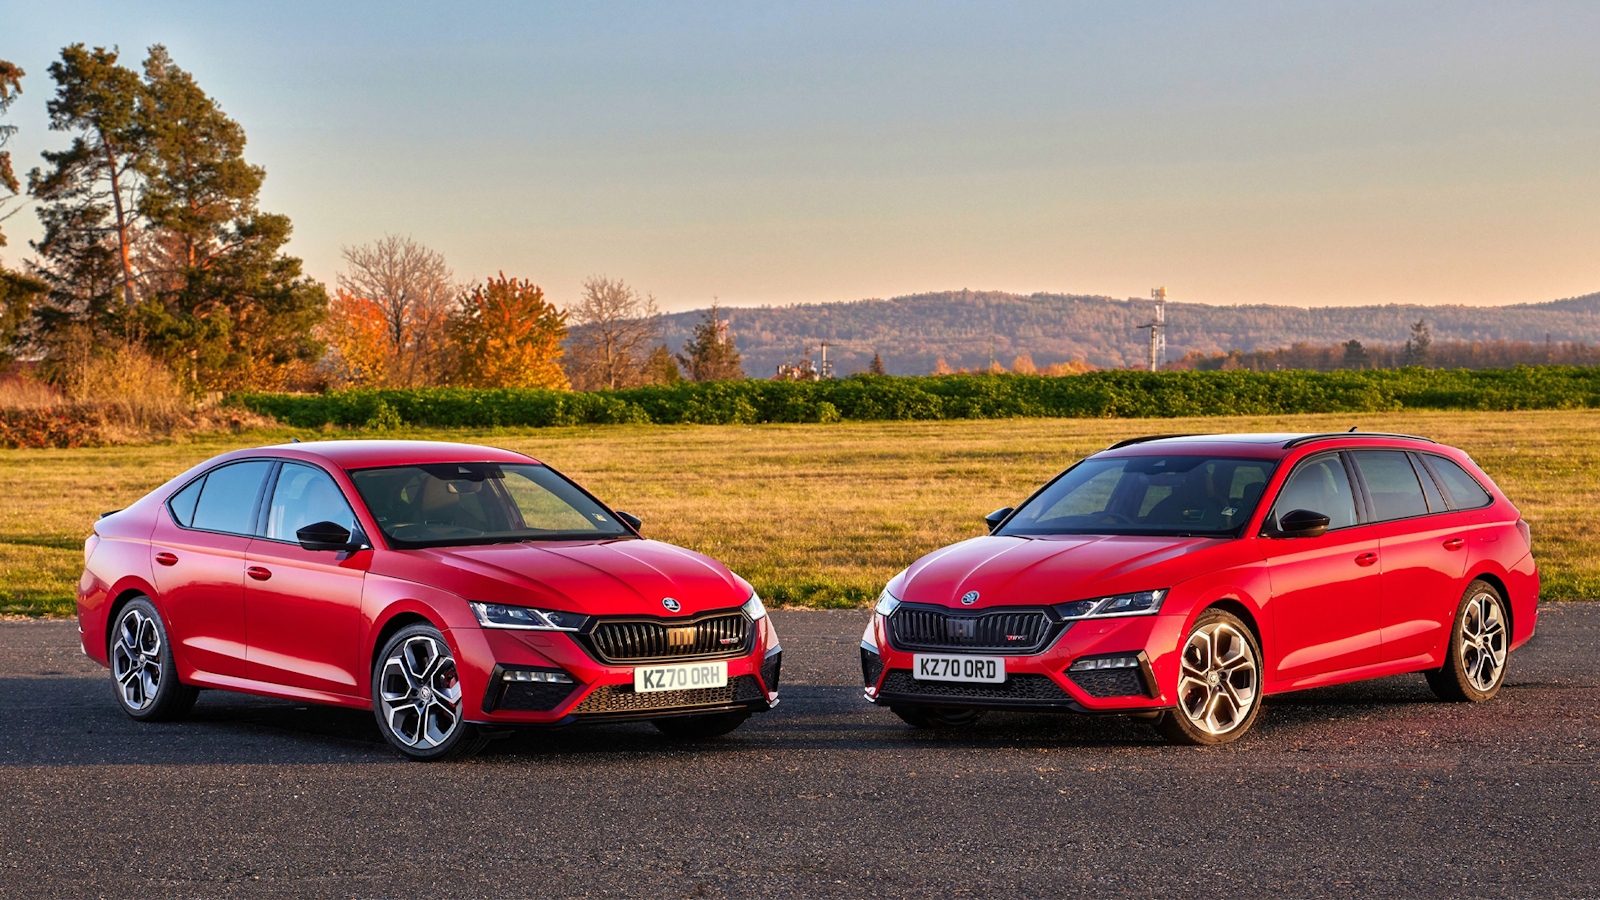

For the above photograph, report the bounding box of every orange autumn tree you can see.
[450,273,569,389]
[320,289,392,387]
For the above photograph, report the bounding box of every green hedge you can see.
[230,367,1600,429]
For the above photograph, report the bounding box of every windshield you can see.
[998,455,1277,537]
[349,463,631,548]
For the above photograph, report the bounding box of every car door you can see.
[149,460,275,678]
[244,461,371,696]
[1348,450,1469,664]
[1259,451,1382,683]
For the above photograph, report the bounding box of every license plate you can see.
[633,660,729,693]
[913,654,1005,683]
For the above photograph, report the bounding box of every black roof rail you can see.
[1104,434,1197,451]
[1282,432,1436,449]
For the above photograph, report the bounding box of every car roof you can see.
[257,439,538,469]
[1098,431,1440,458]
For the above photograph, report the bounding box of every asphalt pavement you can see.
[0,606,1596,899]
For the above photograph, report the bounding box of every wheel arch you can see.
[104,586,157,658]
[1203,596,1264,651]
[369,610,440,677]
[1466,569,1513,641]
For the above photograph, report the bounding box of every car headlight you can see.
[470,601,589,632]
[1055,589,1168,620]
[874,587,900,617]
[742,591,767,622]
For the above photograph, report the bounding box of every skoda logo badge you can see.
[960,591,980,606]
[661,597,681,612]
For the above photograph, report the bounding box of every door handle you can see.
[1443,537,1465,551]
[1354,552,1378,567]
[246,566,272,581]
[155,552,178,566]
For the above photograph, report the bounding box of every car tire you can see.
[109,597,199,722]
[373,623,488,761]
[891,706,985,728]
[652,711,751,739]
[1426,579,1510,702]
[1157,607,1264,746]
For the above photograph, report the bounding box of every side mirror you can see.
[984,507,1014,533]
[615,510,643,532]
[1276,509,1331,539]
[297,520,360,552]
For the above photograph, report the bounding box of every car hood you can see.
[891,533,1241,609]
[373,538,750,617]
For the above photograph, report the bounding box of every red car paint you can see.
[77,440,780,726]
[861,433,1537,716]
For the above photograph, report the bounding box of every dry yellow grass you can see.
[2,409,1594,616]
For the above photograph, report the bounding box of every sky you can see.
[2,1,1598,313]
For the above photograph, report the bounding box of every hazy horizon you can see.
[4,1,1598,313]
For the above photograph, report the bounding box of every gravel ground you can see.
[0,606,1596,898]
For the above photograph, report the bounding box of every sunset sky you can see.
[4,1,1598,312]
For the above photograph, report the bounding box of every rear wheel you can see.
[1157,608,1263,745]
[110,597,199,721]
[652,711,750,739]
[1426,580,1510,702]
[891,706,985,728]
[373,624,488,761]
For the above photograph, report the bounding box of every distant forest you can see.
[653,290,1600,377]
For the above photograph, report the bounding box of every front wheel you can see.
[373,624,488,761]
[652,711,750,739]
[1426,580,1510,702]
[110,597,199,721]
[891,706,984,728]
[1156,608,1263,745]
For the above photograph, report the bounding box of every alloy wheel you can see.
[1461,590,1508,693]
[112,607,164,711]
[378,635,464,750]
[1176,621,1259,736]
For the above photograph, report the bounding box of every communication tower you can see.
[1138,287,1168,372]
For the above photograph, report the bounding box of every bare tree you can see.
[565,275,661,390]
[338,234,456,387]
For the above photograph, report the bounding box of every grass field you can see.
[2,410,1594,617]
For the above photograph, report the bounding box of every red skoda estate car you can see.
[860,432,1537,744]
[77,440,781,760]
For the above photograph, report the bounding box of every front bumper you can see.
[861,610,1181,715]
[452,615,782,725]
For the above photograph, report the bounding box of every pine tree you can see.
[1341,339,1368,370]
[677,301,744,381]
[641,345,683,384]
[1402,319,1432,367]
[0,58,24,247]
[868,352,886,375]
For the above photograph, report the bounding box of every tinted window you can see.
[1411,452,1447,512]
[1352,450,1428,522]
[349,462,631,548]
[1273,454,1357,530]
[190,461,272,535]
[1423,455,1493,509]
[266,463,361,542]
[168,477,205,527]
[997,456,1276,537]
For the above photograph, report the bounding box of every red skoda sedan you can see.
[860,432,1537,744]
[78,441,781,760]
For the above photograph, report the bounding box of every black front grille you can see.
[1068,667,1148,698]
[861,647,885,688]
[878,669,1072,701]
[585,612,751,663]
[888,606,1056,654]
[759,651,782,693]
[574,674,765,715]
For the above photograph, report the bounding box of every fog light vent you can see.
[1068,655,1139,672]
[503,669,574,684]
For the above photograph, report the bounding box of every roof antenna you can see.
[1347,426,1358,432]
[290,437,302,443]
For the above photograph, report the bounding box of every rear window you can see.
[1423,455,1493,510]
[189,460,272,535]
[1351,450,1428,522]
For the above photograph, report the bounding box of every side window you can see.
[1273,454,1357,530]
[190,461,273,535]
[1351,450,1428,522]
[167,477,205,527]
[1423,455,1493,510]
[1410,452,1447,512]
[266,463,361,542]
